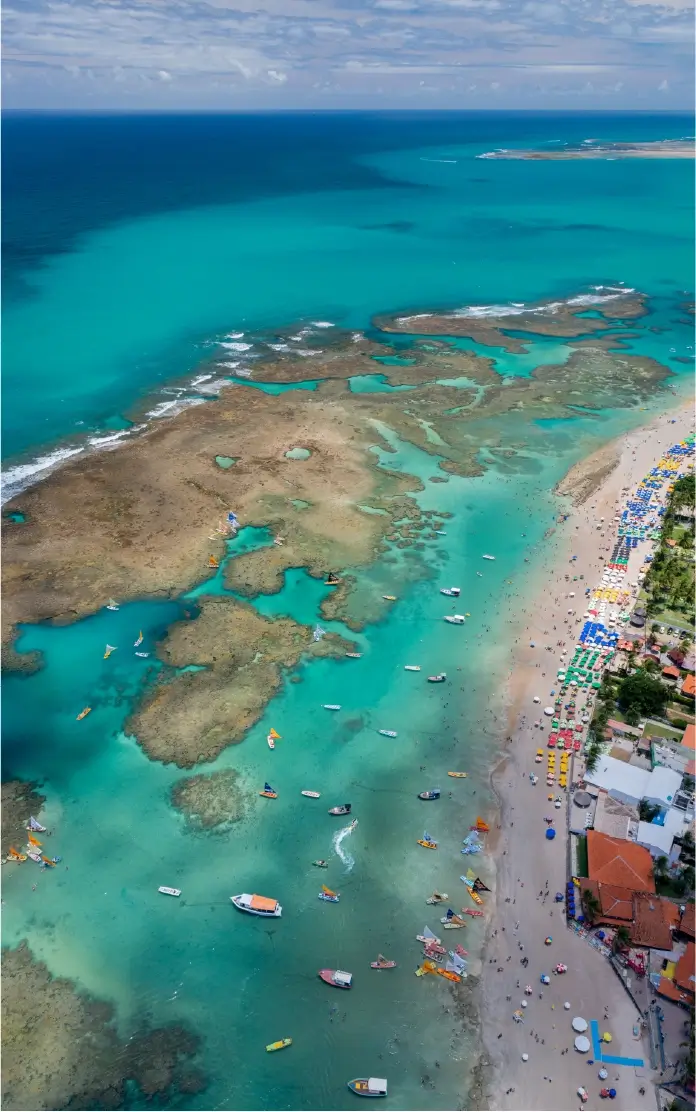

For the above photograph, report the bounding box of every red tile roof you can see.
[679,903,696,940]
[682,675,696,698]
[632,894,675,950]
[657,975,693,1006]
[598,883,634,920]
[683,724,696,751]
[675,943,696,994]
[587,831,655,893]
[662,666,681,679]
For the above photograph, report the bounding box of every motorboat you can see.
[447,771,467,778]
[318,886,340,903]
[135,651,150,658]
[404,665,421,671]
[267,728,281,750]
[426,892,449,904]
[266,1038,292,1052]
[322,704,341,711]
[347,1078,387,1098]
[418,789,441,801]
[328,804,351,815]
[259,783,278,799]
[158,886,181,897]
[318,968,352,988]
[301,790,320,798]
[427,673,446,683]
[76,707,92,721]
[370,955,396,969]
[482,554,495,561]
[440,587,460,597]
[443,615,465,625]
[378,729,397,737]
[345,652,362,658]
[27,851,42,863]
[231,893,282,917]
[435,530,447,535]
[312,860,328,868]
[106,599,119,611]
[382,595,397,601]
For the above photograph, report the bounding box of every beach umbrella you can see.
[520,1000,528,1008]
[543,707,554,716]
[545,828,556,840]
[602,1032,612,1043]
[564,1002,571,1010]
[574,1035,591,1053]
[521,1053,529,1062]
[598,1069,608,1080]
[544,936,552,945]
[572,1017,588,1032]
[533,695,540,703]
[540,974,550,985]
[608,1089,616,1099]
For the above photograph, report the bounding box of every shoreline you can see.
[479,398,694,1111]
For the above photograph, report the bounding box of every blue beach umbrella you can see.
[545,828,556,840]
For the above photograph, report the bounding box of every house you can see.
[668,648,686,668]
[581,880,677,950]
[662,665,681,683]
[682,674,695,698]
[592,791,637,840]
[606,719,643,740]
[682,724,696,751]
[584,756,682,811]
[678,903,695,941]
[657,941,695,1007]
[587,830,655,892]
[636,807,692,859]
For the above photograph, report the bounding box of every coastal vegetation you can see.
[643,473,696,628]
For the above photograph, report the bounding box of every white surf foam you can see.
[2,445,85,504]
[452,289,636,319]
[219,341,253,352]
[145,396,206,420]
[332,820,357,872]
[311,321,335,328]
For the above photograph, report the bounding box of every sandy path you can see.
[480,402,694,1112]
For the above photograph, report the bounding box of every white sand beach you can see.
[482,401,694,1112]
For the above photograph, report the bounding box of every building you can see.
[636,807,692,860]
[657,941,696,1008]
[606,719,643,740]
[581,881,677,950]
[587,830,655,892]
[678,903,695,941]
[584,756,682,812]
[662,665,681,683]
[592,791,637,840]
[682,724,696,751]
[682,674,696,698]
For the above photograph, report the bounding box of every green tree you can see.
[638,800,660,823]
[582,889,600,923]
[613,925,631,953]
[618,669,669,720]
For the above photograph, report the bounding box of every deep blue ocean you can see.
[1,112,694,1111]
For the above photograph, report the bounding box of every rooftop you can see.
[679,904,695,939]
[631,894,675,950]
[592,791,636,840]
[683,724,695,751]
[598,883,633,920]
[587,830,655,893]
[675,942,696,994]
[682,674,695,697]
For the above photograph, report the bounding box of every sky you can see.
[2,0,694,110]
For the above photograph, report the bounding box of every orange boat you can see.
[208,555,219,569]
[447,772,467,779]
[259,783,278,799]
[436,968,462,984]
[76,707,92,721]
[473,817,490,833]
[417,840,437,850]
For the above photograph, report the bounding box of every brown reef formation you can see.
[374,291,646,352]
[127,597,356,766]
[1,781,46,857]
[1,942,203,1111]
[3,307,674,767]
[477,139,695,161]
[171,769,247,829]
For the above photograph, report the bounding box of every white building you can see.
[585,756,682,811]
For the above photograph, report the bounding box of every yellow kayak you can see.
[447,772,467,778]
[266,1038,292,1052]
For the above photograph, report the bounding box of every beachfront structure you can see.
[584,756,682,812]
[656,941,696,1008]
[586,830,656,893]
[636,808,692,861]
[590,792,637,840]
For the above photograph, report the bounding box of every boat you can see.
[301,790,320,799]
[27,833,42,848]
[266,1038,292,1052]
[378,730,397,738]
[416,927,441,945]
[465,886,483,906]
[417,837,438,850]
[76,707,92,721]
[267,728,281,750]
[103,644,117,659]
[473,817,490,832]
[443,615,465,625]
[318,968,352,988]
[322,704,341,711]
[26,851,42,863]
[426,892,449,905]
[318,885,340,903]
[443,917,466,930]
[347,1078,387,1098]
[40,856,56,867]
[158,886,181,897]
[435,530,447,536]
[482,554,495,561]
[106,599,119,611]
[447,772,467,779]
[325,573,341,585]
[440,587,460,597]
[28,816,46,832]
[312,860,328,868]
[328,804,351,816]
[208,555,219,568]
[382,595,397,602]
[418,789,441,801]
[231,893,282,917]
[370,955,396,969]
[135,651,150,658]
[134,631,144,647]
[345,652,362,659]
[404,665,421,672]
[348,819,358,831]
[427,674,446,683]
[476,571,483,577]
[259,783,278,799]
[437,967,461,983]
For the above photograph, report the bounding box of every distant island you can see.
[477,139,695,160]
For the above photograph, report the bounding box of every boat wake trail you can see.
[333,820,358,873]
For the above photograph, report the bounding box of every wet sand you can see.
[481,401,694,1112]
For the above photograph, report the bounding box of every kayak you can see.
[447,772,467,778]
[417,840,438,850]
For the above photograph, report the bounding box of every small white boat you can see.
[301,790,321,798]
[135,651,150,658]
[427,673,446,683]
[322,704,341,711]
[134,631,144,647]
[231,893,282,917]
[476,572,483,577]
[345,652,362,658]
[482,554,495,561]
[106,599,120,611]
[404,665,421,672]
[27,851,42,863]
[378,729,398,737]
[158,886,181,897]
[435,530,447,536]
[443,615,465,625]
[440,587,460,597]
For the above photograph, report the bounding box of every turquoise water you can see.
[2,113,694,1110]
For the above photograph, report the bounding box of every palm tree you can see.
[653,855,670,886]
[613,925,631,953]
[582,889,600,923]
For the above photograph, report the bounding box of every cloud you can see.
[1,0,692,107]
